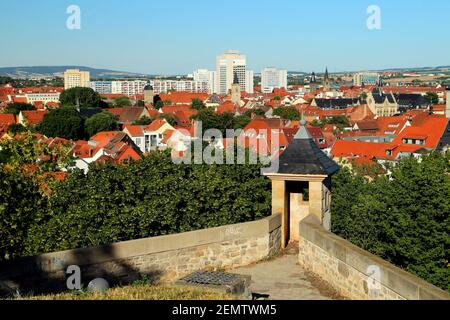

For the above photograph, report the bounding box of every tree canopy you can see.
[59,87,102,109]
[113,96,132,107]
[191,98,206,111]
[332,153,450,291]
[2,102,36,115]
[272,106,300,120]
[425,92,439,105]
[191,109,250,134]
[38,107,85,140]
[85,112,119,137]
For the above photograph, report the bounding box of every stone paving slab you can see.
[231,254,338,300]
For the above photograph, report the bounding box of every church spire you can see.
[323,67,330,90]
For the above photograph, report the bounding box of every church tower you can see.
[231,72,241,105]
[323,67,330,91]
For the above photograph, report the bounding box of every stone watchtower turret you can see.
[262,116,340,248]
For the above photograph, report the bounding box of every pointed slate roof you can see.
[265,117,340,176]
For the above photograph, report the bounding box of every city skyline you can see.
[1,0,450,74]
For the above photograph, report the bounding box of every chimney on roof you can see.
[446,86,450,119]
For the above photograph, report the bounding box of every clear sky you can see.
[1,0,449,75]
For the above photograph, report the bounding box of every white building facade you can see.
[261,67,288,93]
[64,69,90,90]
[353,72,380,86]
[26,93,61,104]
[89,81,112,94]
[193,69,217,94]
[216,50,254,94]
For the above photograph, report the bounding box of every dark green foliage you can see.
[272,107,300,120]
[191,109,250,134]
[24,150,271,255]
[85,112,119,137]
[425,92,439,105]
[7,123,27,135]
[113,96,131,107]
[310,116,350,131]
[59,87,102,109]
[161,114,178,127]
[0,168,46,260]
[132,116,153,125]
[39,107,85,140]
[332,153,450,291]
[191,98,206,111]
[2,102,36,115]
[154,100,164,110]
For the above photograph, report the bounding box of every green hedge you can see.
[331,152,450,292]
[19,150,271,256]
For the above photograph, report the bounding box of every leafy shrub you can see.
[332,152,450,291]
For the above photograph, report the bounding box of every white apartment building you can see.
[111,81,123,94]
[353,72,380,86]
[64,69,90,90]
[216,50,254,94]
[89,79,211,95]
[150,80,209,94]
[89,81,112,94]
[193,69,217,94]
[261,67,288,93]
[245,70,254,94]
[26,92,61,104]
[110,80,148,96]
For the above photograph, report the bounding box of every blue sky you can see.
[1,0,449,74]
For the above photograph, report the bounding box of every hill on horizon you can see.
[0,66,150,79]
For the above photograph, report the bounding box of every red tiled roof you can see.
[331,140,393,160]
[105,107,147,124]
[159,92,208,104]
[0,114,16,126]
[146,118,168,131]
[21,110,49,125]
[123,124,144,137]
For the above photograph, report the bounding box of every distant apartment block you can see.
[89,81,112,94]
[26,92,60,104]
[261,67,288,93]
[353,72,380,86]
[89,79,209,95]
[216,50,254,94]
[193,69,217,94]
[117,80,148,96]
[150,80,209,94]
[64,69,90,90]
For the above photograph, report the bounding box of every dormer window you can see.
[386,149,393,156]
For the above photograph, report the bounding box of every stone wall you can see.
[0,215,281,296]
[298,215,450,300]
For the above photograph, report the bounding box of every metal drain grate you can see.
[176,271,251,296]
[180,271,241,286]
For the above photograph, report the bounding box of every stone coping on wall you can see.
[0,214,281,277]
[299,215,450,300]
